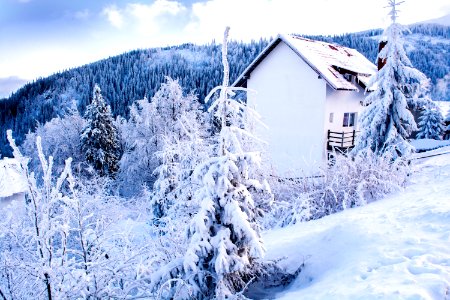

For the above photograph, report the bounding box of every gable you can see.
[233,35,376,91]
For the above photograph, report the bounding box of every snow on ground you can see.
[411,139,450,152]
[437,101,450,115]
[264,153,450,300]
[412,145,450,161]
[0,158,27,198]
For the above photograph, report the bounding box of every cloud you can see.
[74,9,90,20]
[102,5,124,28]
[100,1,187,34]
[128,0,187,35]
[2,0,449,84]
[183,0,385,43]
[128,0,186,18]
[397,0,450,24]
[0,76,28,98]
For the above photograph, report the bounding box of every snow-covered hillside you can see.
[437,100,450,116]
[0,158,26,198]
[419,13,450,27]
[264,152,450,299]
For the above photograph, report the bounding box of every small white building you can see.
[233,34,377,175]
[0,158,27,208]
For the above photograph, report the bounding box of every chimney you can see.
[377,41,388,70]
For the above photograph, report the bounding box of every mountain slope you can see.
[1,23,449,156]
[419,13,450,26]
[263,150,450,299]
[0,40,270,155]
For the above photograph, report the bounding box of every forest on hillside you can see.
[1,7,450,297]
[0,23,449,157]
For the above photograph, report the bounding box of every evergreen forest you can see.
[1,23,449,157]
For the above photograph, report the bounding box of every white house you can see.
[233,34,377,175]
[0,158,27,208]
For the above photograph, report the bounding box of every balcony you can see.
[327,130,358,151]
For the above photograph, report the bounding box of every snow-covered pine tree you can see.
[353,0,429,157]
[81,84,121,177]
[148,27,274,300]
[444,109,450,140]
[180,27,272,299]
[416,105,445,140]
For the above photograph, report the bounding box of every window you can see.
[343,73,353,82]
[343,112,357,127]
[329,113,334,123]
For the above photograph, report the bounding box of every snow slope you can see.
[437,101,450,116]
[418,14,450,27]
[411,139,450,152]
[264,153,450,299]
[0,158,27,198]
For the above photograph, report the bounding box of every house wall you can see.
[324,84,366,134]
[247,41,327,175]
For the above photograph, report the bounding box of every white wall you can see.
[247,41,327,176]
[324,84,366,133]
[324,84,367,149]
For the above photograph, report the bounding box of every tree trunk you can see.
[44,273,52,300]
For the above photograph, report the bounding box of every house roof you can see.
[0,158,27,198]
[232,34,376,91]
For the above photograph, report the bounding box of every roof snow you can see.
[0,158,27,198]
[233,34,376,91]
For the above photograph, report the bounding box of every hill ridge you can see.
[1,23,449,156]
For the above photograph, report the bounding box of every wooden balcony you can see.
[327,130,358,151]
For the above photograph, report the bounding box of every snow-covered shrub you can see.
[0,131,78,299]
[118,77,210,198]
[21,104,87,178]
[150,77,210,220]
[320,151,409,211]
[266,150,410,228]
[118,97,160,195]
[0,131,152,299]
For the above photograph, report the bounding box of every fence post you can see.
[341,131,344,147]
[352,130,356,146]
[327,130,331,150]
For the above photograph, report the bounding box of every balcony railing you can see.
[327,130,358,151]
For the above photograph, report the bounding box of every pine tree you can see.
[353,0,429,157]
[444,109,450,140]
[81,84,121,177]
[148,28,273,299]
[416,106,445,140]
[180,27,271,299]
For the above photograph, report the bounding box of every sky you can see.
[0,0,449,98]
